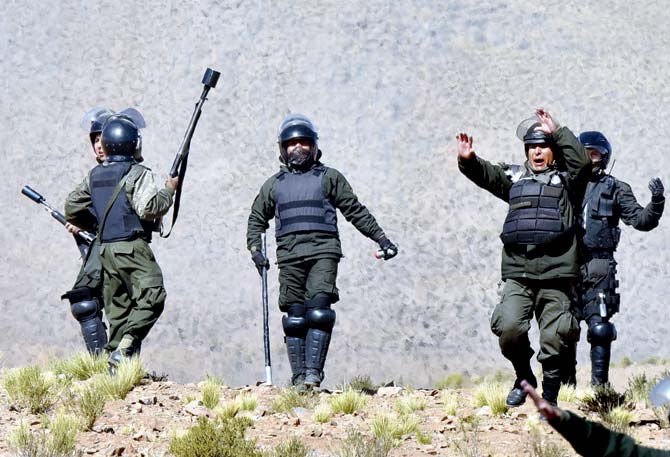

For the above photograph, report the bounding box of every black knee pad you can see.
[282,303,307,337]
[70,298,102,322]
[62,286,98,305]
[305,294,336,331]
[587,322,617,344]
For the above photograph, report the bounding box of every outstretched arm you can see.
[618,179,664,230]
[456,132,512,202]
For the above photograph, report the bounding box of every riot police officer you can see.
[65,114,178,372]
[61,107,116,354]
[457,108,591,407]
[246,114,398,388]
[575,131,664,386]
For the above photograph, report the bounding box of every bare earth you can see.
[2,365,670,456]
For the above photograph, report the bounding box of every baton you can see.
[261,233,272,385]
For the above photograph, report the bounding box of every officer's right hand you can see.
[251,251,270,276]
[456,132,475,160]
[376,236,398,260]
[649,177,664,201]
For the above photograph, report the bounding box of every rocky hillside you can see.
[2,361,670,456]
[1,0,670,386]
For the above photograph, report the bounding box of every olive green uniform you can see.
[458,126,591,399]
[65,163,174,352]
[247,163,386,308]
[550,410,670,456]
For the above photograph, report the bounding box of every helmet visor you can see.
[516,115,542,141]
[80,106,115,131]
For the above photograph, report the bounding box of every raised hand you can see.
[456,132,475,160]
[534,108,558,135]
[649,177,665,201]
[521,380,563,421]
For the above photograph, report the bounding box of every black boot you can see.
[305,328,331,387]
[560,345,578,388]
[506,358,537,407]
[591,344,611,386]
[541,363,561,406]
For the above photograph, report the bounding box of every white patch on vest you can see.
[550,175,561,185]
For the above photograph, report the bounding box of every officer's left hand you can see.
[377,236,398,260]
[649,177,664,201]
[65,222,82,235]
[534,108,558,134]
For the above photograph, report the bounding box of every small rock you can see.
[424,446,438,455]
[377,386,403,397]
[476,405,492,416]
[132,432,150,442]
[185,404,210,417]
[428,389,440,396]
[168,394,180,400]
[440,416,453,423]
[139,396,157,405]
[292,407,311,418]
[291,417,300,426]
[129,404,143,414]
[311,427,323,437]
[110,446,126,456]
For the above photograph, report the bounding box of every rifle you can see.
[161,67,221,238]
[21,185,95,257]
[261,233,272,385]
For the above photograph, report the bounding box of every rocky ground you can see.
[2,364,670,456]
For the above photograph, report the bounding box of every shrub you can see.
[416,429,432,445]
[272,387,318,413]
[394,394,426,415]
[313,402,333,423]
[435,373,466,390]
[50,352,108,381]
[344,375,378,394]
[329,388,368,415]
[9,411,82,457]
[235,393,258,411]
[625,373,654,405]
[580,384,626,418]
[272,436,310,457]
[557,385,578,403]
[441,390,460,416]
[73,382,106,430]
[169,416,263,457]
[98,356,144,400]
[603,406,635,434]
[330,427,393,457]
[473,381,508,416]
[619,357,633,368]
[201,377,223,409]
[369,412,420,445]
[3,366,59,414]
[215,401,241,420]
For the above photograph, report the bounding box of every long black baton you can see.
[261,233,272,385]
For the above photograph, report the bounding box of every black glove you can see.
[649,177,665,202]
[377,236,398,260]
[251,250,270,276]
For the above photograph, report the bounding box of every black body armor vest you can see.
[90,160,149,242]
[274,166,338,238]
[501,171,571,245]
[581,175,620,251]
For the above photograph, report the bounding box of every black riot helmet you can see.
[277,114,319,166]
[100,115,141,157]
[579,131,612,168]
[516,116,554,149]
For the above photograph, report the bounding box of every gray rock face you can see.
[2,0,670,387]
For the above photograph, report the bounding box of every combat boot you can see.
[108,335,137,376]
[541,362,562,406]
[506,358,537,407]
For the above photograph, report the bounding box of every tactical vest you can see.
[501,170,572,245]
[580,175,621,251]
[274,166,338,238]
[90,159,148,243]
